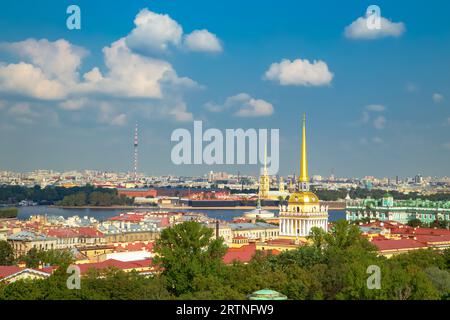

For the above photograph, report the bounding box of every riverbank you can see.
[17,206,347,222]
[51,201,345,211]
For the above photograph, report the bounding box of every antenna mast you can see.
[133,122,138,184]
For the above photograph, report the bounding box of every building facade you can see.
[346,194,450,224]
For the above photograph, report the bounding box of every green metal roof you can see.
[248,289,288,300]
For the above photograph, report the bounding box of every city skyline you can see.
[0,0,449,177]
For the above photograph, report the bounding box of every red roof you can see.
[113,241,154,252]
[223,244,257,264]
[0,266,22,278]
[44,227,103,238]
[371,238,427,251]
[0,266,55,279]
[76,227,104,238]
[159,217,171,228]
[46,228,79,238]
[76,258,153,274]
[415,234,450,244]
[109,214,144,222]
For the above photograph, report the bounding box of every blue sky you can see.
[0,0,449,178]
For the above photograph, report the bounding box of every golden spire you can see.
[299,113,308,183]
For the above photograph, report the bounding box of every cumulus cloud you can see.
[124,9,223,55]
[432,93,444,103]
[344,13,405,39]
[184,29,222,53]
[0,62,66,100]
[264,58,333,86]
[205,93,274,117]
[79,38,197,99]
[0,8,224,125]
[0,38,87,84]
[125,8,183,55]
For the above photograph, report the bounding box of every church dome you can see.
[288,191,320,204]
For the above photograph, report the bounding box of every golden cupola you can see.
[288,113,319,205]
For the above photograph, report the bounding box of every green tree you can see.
[0,207,18,219]
[325,220,376,251]
[154,221,227,295]
[0,241,15,265]
[407,218,422,228]
[424,267,450,298]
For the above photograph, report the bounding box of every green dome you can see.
[248,289,288,300]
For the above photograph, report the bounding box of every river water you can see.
[17,206,346,222]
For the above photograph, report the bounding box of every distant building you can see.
[0,266,53,283]
[414,174,424,184]
[7,231,57,258]
[346,194,450,224]
[117,188,157,198]
[229,222,279,242]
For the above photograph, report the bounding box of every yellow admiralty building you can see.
[278,114,329,239]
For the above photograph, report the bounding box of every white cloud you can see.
[184,29,222,53]
[264,58,333,86]
[0,8,220,125]
[124,8,223,55]
[432,93,444,103]
[0,62,66,100]
[110,114,127,126]
[125,8,183,55]
[205,93,274,117]
[0,38,87,84]
[344,15,405,39]
[168,101,194,122]
[373,116,386,130]
[79,38,196,99]
[354,105,387,129]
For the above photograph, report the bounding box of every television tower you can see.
[133,122,138,184]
